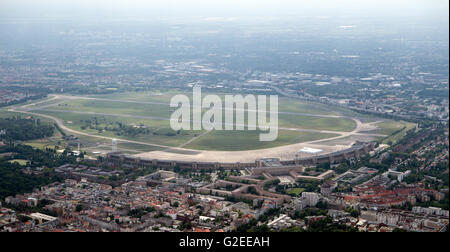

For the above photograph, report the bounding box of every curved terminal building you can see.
[106,141,375,170]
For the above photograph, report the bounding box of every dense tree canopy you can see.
[0,117,54,141]
[0,144,76,198]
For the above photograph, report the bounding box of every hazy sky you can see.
[1,0,448,20]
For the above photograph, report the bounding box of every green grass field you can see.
[33,110,200,147]
[7,91,398,152]
[22,98,68,109]
[89,91,185,103]
[45,99,172,118]
[8,159,29,165]
[41,94,357,132]
[286,187,305,196]
[54,91,346,117]
[376,121,417,145]
[0,108,56,124]
[184,130,339,151]
[33,109,341,150]
[21,140,56,149]
[278,114,356,132]
[87,91,372,120]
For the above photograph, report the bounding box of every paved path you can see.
[178,130,212,148]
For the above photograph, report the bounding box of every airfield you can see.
[8,91,416,163]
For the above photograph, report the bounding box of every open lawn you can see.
[34,109,341,151]
[33,110,203,147]
[41,95,357,132]
[286,187,305,196]
[278,114,356,132]
[374,121,407,135]
[378,121,417,145]
[9,91,399,153]
[184,130,339,151]
[0,108,55,124]
[87,91,379,120]
[8,159,28,165]
[21,137,65,150]
[45,99,172,118]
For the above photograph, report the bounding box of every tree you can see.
[344,206,360,218]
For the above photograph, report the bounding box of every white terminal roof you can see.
[30,213,57,221]
[299,147,323,154]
